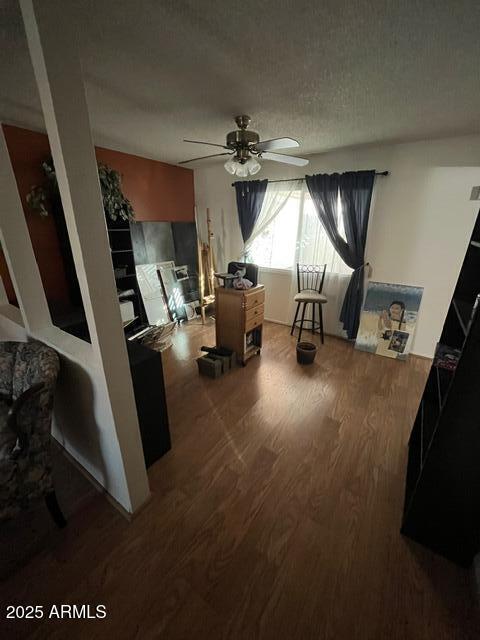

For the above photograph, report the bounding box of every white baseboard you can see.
[264,317,431,359]
[52,437,151,521]
[264,316,290,326]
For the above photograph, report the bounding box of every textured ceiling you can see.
[1,0,480,165]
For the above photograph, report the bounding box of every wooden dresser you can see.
[215,284,265,365]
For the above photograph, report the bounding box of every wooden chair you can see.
[290,263,327,344]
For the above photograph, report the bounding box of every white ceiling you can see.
[1,0,480,166]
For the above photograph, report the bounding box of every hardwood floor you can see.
[1,320,479,639]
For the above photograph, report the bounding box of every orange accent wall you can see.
[0,124,195,306]
[0,250,17,306]
[95,147,194,223]
[1,125,71,308]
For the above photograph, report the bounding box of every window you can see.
[248,190,301,269]
[248,187,352,275]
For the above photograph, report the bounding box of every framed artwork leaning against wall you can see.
[355,281,424,360]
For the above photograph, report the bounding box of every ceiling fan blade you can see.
[179,152,232,165]
[255,137,300,152]
[184,139,230,150]
[261,151,309,166]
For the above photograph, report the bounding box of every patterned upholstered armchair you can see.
[0,340,65,526]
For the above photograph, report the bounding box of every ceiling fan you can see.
[179,115,309,177]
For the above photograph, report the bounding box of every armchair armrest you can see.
[8,382,45,457]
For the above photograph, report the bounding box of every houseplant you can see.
[27,159,135,223]
[26,158,135,306]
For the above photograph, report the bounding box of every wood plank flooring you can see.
[1,320,479,639]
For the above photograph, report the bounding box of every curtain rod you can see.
[231,171,389,187]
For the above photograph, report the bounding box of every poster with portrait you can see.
[355,282,424,360]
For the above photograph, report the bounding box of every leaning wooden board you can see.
[215,285,265,365]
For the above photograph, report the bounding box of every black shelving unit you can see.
[108,219,171,467]
[106,219,147,339]
[402,210,480,566]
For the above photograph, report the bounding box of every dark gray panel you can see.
[130,221,148,265]
[144,222,175,264]
[131,220,200,307]
[132,221,175,265]
[171,222,199,275]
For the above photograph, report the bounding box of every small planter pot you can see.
[296,341,317,365]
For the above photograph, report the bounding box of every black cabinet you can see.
[402,211,480,566]
[127,341,171,468]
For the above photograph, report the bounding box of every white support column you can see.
[18,0,150,512]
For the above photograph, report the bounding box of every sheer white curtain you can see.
[288,187,352,338]
[244,179,303,259]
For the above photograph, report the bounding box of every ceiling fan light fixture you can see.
[224,157,237,175]
[235,163,249,178]
[246,157,261,175]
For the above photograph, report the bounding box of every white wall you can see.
[0,305,27,342]
[0,278,26,341]
[194,134,480,358]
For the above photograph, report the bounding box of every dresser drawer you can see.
[244,287,265,310]
[245,314,263,333]
[245,303,264,325]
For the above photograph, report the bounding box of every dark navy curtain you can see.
[234,179,268,244]
[305,170,375,339]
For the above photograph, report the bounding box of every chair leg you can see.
[298,303,307,343]
[45,490,66,528]
[311,302,316,335]
[319,303,324,344]
[291,302,301,336]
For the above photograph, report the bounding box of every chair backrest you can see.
[11,341,60,400]
[228,261,259,286]
[0,340,60,519]
[297,263,327,294]
[0,340,59,443]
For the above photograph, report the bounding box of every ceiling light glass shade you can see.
[246,157,261,175]
[235,163,249,178]
[224,157,237,175]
